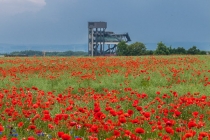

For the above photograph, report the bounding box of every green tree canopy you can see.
[116,41,128,56]
[187,46,200,55]
[127,42,147,56]
[200,51,207,55]
[176,47,186,54]
[154,42,170,55]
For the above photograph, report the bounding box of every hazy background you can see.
[0,0,209,53]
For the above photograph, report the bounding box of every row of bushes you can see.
[117,41,207,56]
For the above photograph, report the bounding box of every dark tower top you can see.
[88,22,107,28]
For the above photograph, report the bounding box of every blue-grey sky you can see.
[0,0,209,49]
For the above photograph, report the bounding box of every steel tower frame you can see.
[88,22,131,56]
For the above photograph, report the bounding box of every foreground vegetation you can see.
[0,56,210,140]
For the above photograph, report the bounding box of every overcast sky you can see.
[0,0,209,47]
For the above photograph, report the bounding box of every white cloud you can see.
[0,0,46,16]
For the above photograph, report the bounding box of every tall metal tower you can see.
[88,22,131,56]
[88,22,107,56]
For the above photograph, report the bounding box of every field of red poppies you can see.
[0,56,210,140]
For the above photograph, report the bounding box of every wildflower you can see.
[75,138,83,140]
[58,131,65,138]
[174,110,181,117]
[0,125,4,132]
[32,104,38,109]
[182,133,193,140]
[48,124,54,129]
[131,118,139,124]
[88,136,98,140]
[127,109,134,116]
[28,125,36,130]
[119,117,126,123]
[124,130,132,137]
[61,134,71,140]
[113,130,121,137]
[69,122,76,126]
[188,120,197,129]
[143,112,150,118]
[136,106,143,111]
[90,125,98,133]
[27,136,36,140]
[157,125,163,130]
[135,127,145,134]
[0,136,7,140]
[192,111,199,117]
[198,131,208,138]
[165,127,174,135]
[197,121,205,128]
[156,91,161,95]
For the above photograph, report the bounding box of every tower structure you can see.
[88,22,131,56]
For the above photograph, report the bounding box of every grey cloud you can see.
[0,0,209,47]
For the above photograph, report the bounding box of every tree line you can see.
[117,41,207,56]
[2,42,207,57]
[5,50,88,56]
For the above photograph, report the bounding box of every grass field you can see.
[0,55,210,140]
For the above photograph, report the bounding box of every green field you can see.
[0,56,210,140]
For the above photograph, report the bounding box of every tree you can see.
[168,46,173,54]
[154,42,170,55]
[187,46,200,55]
[145,50,154,55]
[176,47,186,54]
[200,51,206,55]
[127,42,147,56]
[116,41,128,56]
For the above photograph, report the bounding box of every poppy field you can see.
[0,56,210,140]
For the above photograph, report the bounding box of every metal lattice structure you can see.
[88,22,131,56]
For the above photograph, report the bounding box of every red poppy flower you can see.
[119,117,126,123]
[90,125,98,133]
[127,109,134,116]
[174,110,181,117]
[113,130,121,137]
[136,106,143,111]
[18,122,24,127]
[28,125,36,130]
[157,125,163,130]
[192,111,199,117]
[156,91,161,95]
[165,127,174,135]
[188,120,197,129]
[135,127,145,134]
[75,138,83,140]
[0,125,4,132]
[199,131,208,138]
[182,132,193,139]
[58,131,65,138]
[61,134,71,140]
[69,121,76,126]
[143,112,150,118]
[124,130,132,137]
[28,136,36,140]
